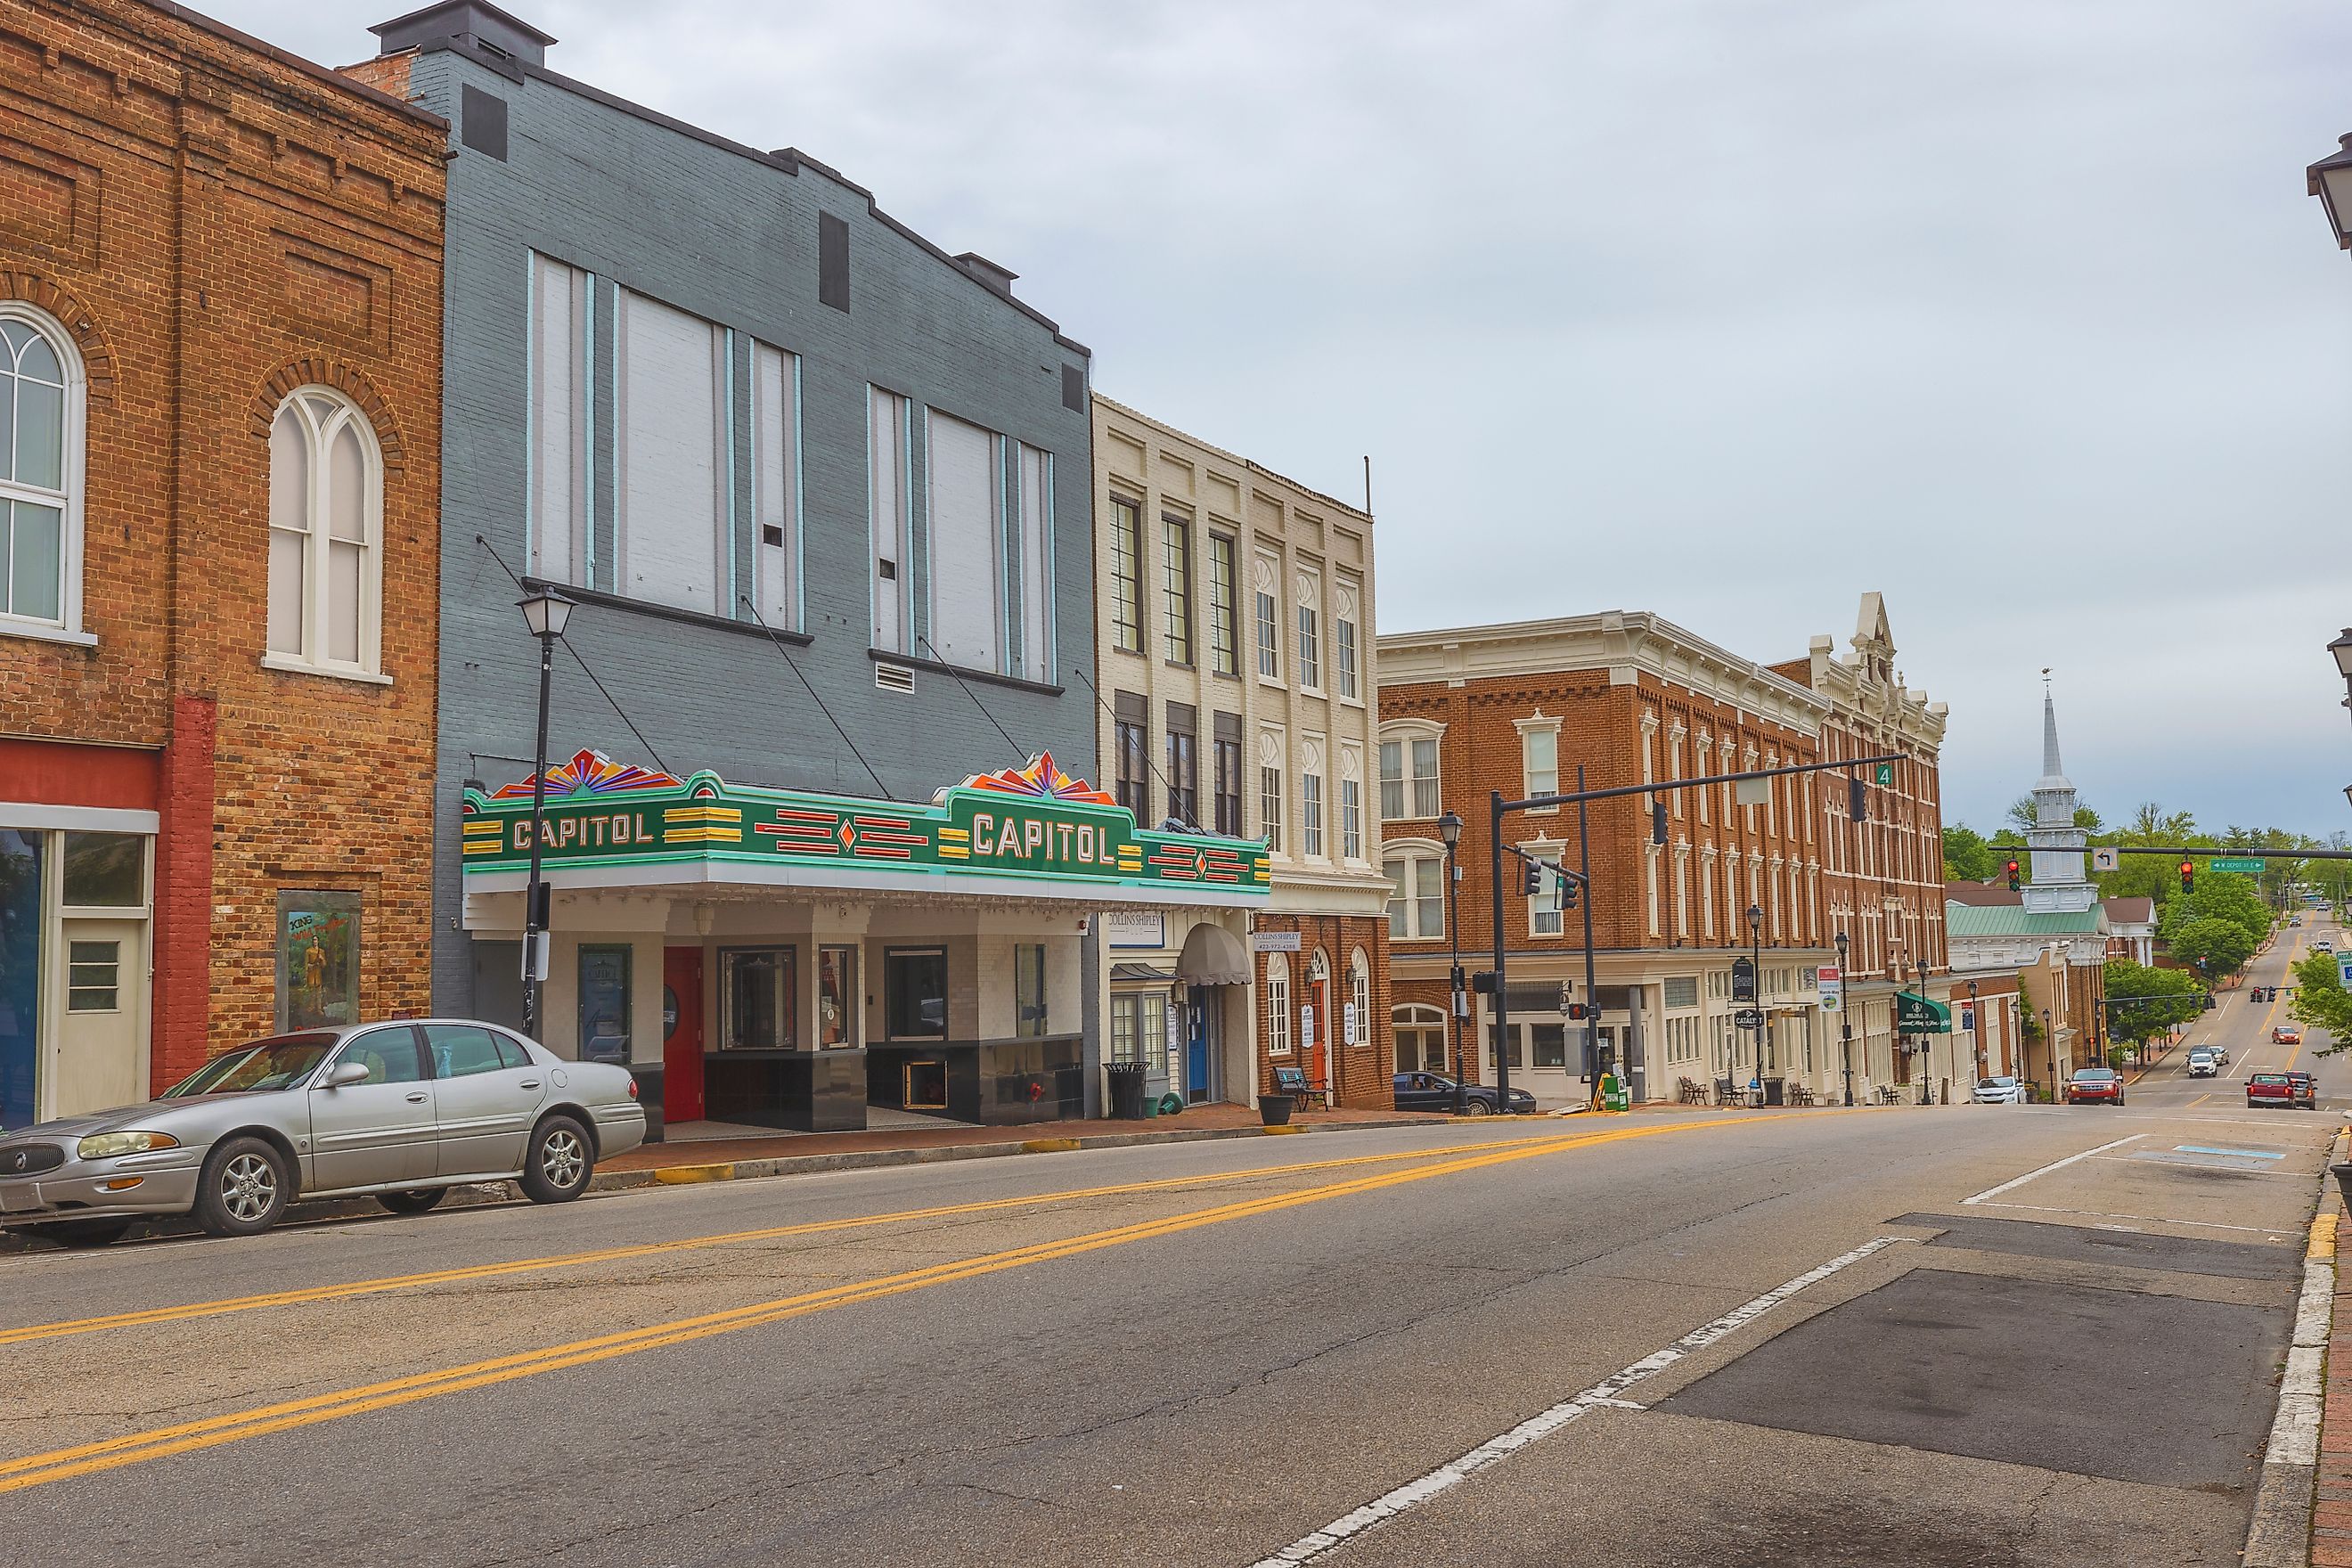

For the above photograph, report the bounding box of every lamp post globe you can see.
[519,588,576,641]
[1438,810,1463,849]
[2310,138,2352,249]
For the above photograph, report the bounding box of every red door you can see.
[663,947,705,1124]
[1308,979,1330,1090]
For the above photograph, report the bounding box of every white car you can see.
[2186,1049,2219,1078]
[1972,1075,2029,1106]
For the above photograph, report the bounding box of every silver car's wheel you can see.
[520,1115,593,1204]
[193,1136,290,1237]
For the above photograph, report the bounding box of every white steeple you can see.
[2023,679,2097,914]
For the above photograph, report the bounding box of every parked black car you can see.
[1392,1072,1539,1116]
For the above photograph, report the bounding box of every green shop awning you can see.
[1896,991,1953,1033]
[460,748,1271,910]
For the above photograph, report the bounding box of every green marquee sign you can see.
[461,749,1270,900]
[1896,991,1952,1034]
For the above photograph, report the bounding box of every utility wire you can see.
[915,630,1031,769]
[1069,663,1201,833]
[472,536,673,776]
[738,595,888,797]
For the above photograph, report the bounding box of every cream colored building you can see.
[1089,396,1393,1111]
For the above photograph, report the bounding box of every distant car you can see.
[2065,1067,2124,1106]
[1972,1075,2028,1106]
[1392,1072,1539,1116]
[2317,942,2336,954]
[2186,1049,2219,1078]
[2248,1072,2303,1109]
[0,1022,646,1248]
[2274,1025,2302,1046]
[2286,1072,2320,1108]
[2210,1044,2230,1066]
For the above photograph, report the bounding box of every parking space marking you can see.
[1961,1135,2144,1206]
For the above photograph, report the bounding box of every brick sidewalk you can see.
[2307,1148,2350,1565]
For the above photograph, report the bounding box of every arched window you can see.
[0,306,85,638]
[1265,952,1291,1058]
[1392,1003,1446,1074]
[1349,948,1371,1053]
[267,388,383,677]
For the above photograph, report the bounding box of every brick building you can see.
[0,0,444,1125]
[1090,396,1389,1111]
[1377,611,1838,1107]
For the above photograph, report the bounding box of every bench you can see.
[1677,1077,1709,1105]
[1271,1066,1332,1110]
[1786,1082,1816,1107]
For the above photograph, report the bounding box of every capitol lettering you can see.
[968,811,1115,867]
[512,812,657,852]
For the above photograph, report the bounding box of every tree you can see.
[2007,795,2103,835]
[2103,960,2204,1046]
[2159,875,2270,952]
[2167,917,2257,977]
[1942,824,1997,884]
[2291,951,2352,1052]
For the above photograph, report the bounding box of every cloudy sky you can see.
[233,0,2352,837]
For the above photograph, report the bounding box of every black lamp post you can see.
[1966,978,1980,1082]
[2042,1007,2055,1102]
[1914,958,1933,1106]
[2331,630,2352,737]
[1746,903,1765,1104]
[1835,930,1853,1107]
[1439,809,1466,1116]
[2311,144,2352,251]
[517,588,576,1040]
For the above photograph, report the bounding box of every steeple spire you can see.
[2023,674,2096,914]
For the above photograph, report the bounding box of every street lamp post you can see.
[517,589,576,1041]
[2043,1008,2055,1103]
[1440,809,1466,1117]
[1746,904,1765,1105]
[1835,930,1854,1107]
[1966,978,1980,1082]
[1915,958,1933,1107]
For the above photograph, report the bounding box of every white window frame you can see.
[1339,744,1365,862]
[1385,838,1446,942]
[1523,837,1567,938]
[1516,712,1561,814]
[1379,718,1444,821]
[1300,732,1326,861]
[0,304,89,646]
[1333,576,1361,700]
[1349,947,1371,1051]
[1254,551,1282,682]
[264,386,387,683]
[1294,567,1322,692]
[1266,951,1292,1057]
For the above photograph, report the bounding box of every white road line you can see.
[1963,1200,2291,1237]
[1243,1235,1916,1568]
[1961,1135,2144,1206]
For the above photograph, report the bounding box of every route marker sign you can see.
[1874,763,1893,786]
[2338,951,2352,989]
[2211,857,2266,874]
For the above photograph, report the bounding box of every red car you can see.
[2246,1073,2315,1109]
[2065,1067,2125,1106]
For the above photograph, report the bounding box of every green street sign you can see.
[1874,763,1893,787]
[2211,857,2266,873]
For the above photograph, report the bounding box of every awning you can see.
[1175,923,1252,985]
[1897,991,1953,1033]
[1110,962,1176,984]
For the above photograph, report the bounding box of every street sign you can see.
[2212,857,2266,874]
[2092,847,2119,872]
[1874,763,1893,787]
[1731,957,1757,1002]
[2338,952,2352,989]
[1733,1007,1764,1029]
[1817,963,1842,1015]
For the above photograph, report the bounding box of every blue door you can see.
[1186,988,1212,1103]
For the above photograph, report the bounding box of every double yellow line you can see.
[1,1130,1664,1351]
[0,1117,1743,1495]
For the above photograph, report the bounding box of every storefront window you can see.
[818,945,856,1048]
[276,890,360,1032]
[1015,943,1047,1037]
[1532,1023,1567,1069]
[886,948,947,1039]
[1111,991,1164,1065]
[721,947,796,1049]
[61,832,143,907]
[577,944,633,1064]
[0,829,39,1127]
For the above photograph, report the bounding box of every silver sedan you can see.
[0,1020,646,1248]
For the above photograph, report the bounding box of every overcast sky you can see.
[234,0,2352,838]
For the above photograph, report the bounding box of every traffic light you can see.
[2179,860,2194,894]
[1849,776,1868,825]
[2005,859,2021,893]
[1560,875,1580,911]
[1520,858,1543,897]
[1652,799,1669,845]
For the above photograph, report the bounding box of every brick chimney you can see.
[370,0,555,67]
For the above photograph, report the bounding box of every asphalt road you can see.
[0,934,2340,1566]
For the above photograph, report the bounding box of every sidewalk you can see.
[2284,1130,2349,1567]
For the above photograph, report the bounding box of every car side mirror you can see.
[320,1062,369,1090]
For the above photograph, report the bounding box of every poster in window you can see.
[819,945,856,1049]
[276,890,360,1032]
[578,945,633,1064]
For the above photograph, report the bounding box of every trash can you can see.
[1105,1061,1147,1120]
[1762,1078,1785,1107]
[1259,1093,1294,1126]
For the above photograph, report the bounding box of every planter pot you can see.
[2331,1163,2352,1213]
[1259,1094,1295,1127]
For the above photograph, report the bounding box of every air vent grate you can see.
[874,663,915,694]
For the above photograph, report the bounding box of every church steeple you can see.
[2023,681,2096,914]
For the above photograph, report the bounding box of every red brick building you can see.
[0,0,444,1123]
[1377,611,1835,1107]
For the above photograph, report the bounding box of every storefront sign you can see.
[1103,911,1168,950]
[1817,964,1842,1015]
[1249,931,1301,952]
[461,750,1270,901]
[1896,991,1953,1033]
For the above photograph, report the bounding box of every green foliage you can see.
[2291,951,2352,1053]
[2017,976,2042,1040]
[1942,824,1998,884]
[2008,794,2103,835]
[2103,960,2204,1045]
[2166,917,2257,977]
[2158,875,2270,952]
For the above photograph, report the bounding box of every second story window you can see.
[0,308,81,638]
[1108,495,1143,654]
[1207,532,1238,676]
[1260,731,1285,853]
[1164,702,1197,827]
[1521,720,1559,804]
[1213,717,1243,836]
[619,290,725,616]
[1296,574,1321,690]
[1254,552,1281,679]
[1161,514,1193,665]
[266,388,382,677]
[1334,578,1360,698]
[1380,731,1442,821]
[1114,692,1148,821]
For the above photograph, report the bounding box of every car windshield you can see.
[160,1034,338,1097]
[2252,1074,2290,1085]
[2072,1069,2115,1082]
[1982,1077,2017,1088]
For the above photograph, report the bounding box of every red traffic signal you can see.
[2179,860,2194,893]
[2005,859,2021,892]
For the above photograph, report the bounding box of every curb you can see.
[2243,1123,2347,1568]
[0,1115,1432,1252]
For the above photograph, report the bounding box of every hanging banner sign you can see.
[1817,964,1842,1015]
